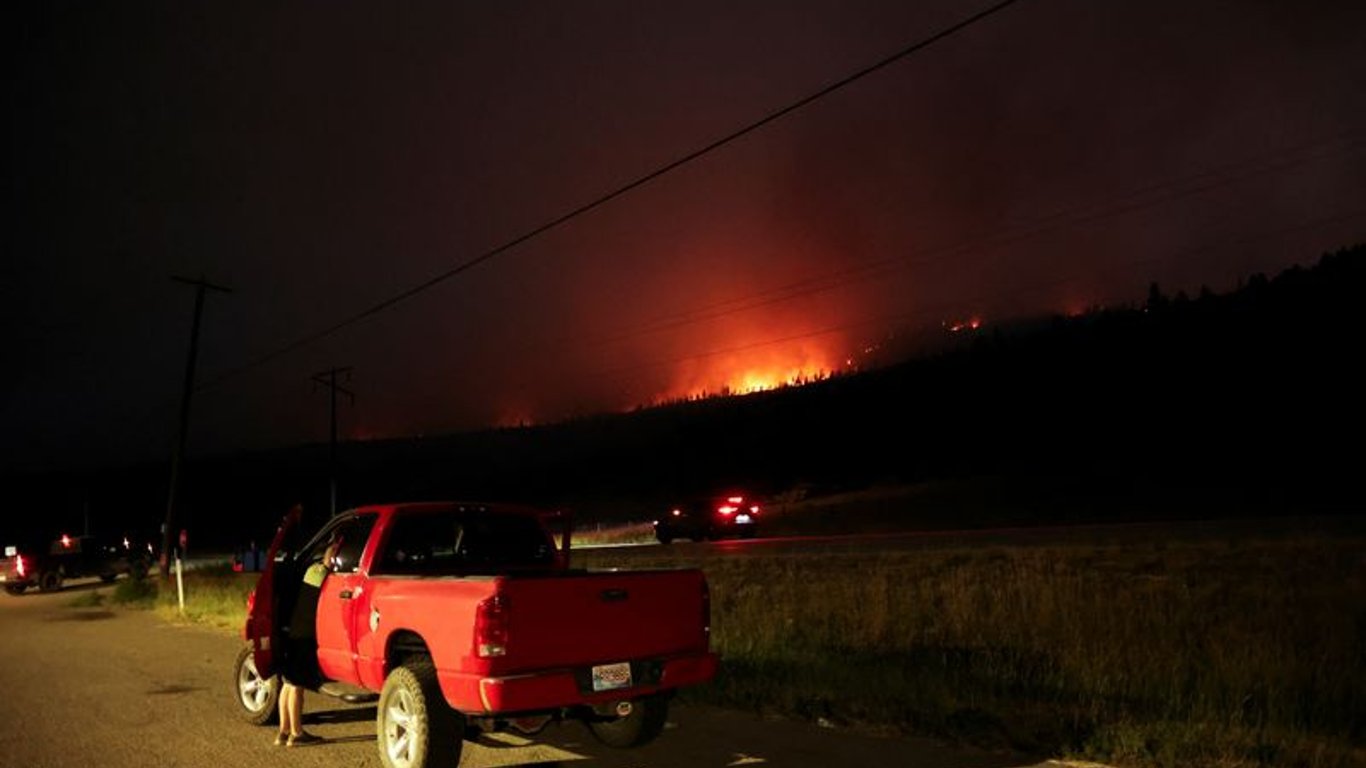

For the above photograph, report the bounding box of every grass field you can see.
[108,515,1365,768]
[573,526,1366,768]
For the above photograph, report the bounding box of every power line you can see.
[583,206,1366,387]
[538,132,1365,353]
[194,0,1027,392]
[136,137,1364,445]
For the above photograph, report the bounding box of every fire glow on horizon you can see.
[944,317,983,333]
[485,339,851,430]
[372,299,1105,436]
[657,339,848,404]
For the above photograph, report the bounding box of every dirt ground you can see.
[0,579,1069,768]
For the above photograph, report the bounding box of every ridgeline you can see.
[7,244,1363,548]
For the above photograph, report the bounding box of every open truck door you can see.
[244,504,302,677]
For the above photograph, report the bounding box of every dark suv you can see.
[1,533,150,594]
[653,493,762,544]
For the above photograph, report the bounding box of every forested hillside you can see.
[7,244,1362,546]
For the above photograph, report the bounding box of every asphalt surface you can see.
[579,514,1366,563]
[0,578,1077,768]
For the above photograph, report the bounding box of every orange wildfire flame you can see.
[659,341,846,404]
[944,316,983,333]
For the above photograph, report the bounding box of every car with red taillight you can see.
[653,492,761,543]
[0,536,45,595]
[2,533,150,595]
[234,501,717,768]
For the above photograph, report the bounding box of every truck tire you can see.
[377,658,462,768]
[3,584,25,596]
[588,694,669,748]
[100,573,118,583]
[232,643,281,726]
[38,571,63,592]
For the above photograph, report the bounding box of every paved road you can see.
[580,514,1366,563]
[0,581,1074,768]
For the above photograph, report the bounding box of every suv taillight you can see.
[475,594,509,658]
[15,555,24,578]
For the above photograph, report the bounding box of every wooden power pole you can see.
[311,367,354,517]
[161,275,231,577]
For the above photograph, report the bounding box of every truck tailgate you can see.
[498,569,707,672]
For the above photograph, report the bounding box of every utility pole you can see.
[162,275,231,577]
[311,367,354,517]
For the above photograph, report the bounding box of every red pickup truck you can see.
[233,502,717,767]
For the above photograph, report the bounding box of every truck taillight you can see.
[475,594,509,658]
[701,578,711,644]
[15,555,24,578]
[245,588,256,614]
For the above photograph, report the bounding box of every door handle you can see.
[339,589,354,600]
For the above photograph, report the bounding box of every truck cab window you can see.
[331,515,376,573]
[374,509,555,576]
[298,514,377,574]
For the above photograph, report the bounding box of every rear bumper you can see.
[439,651,718,715]
[0,573,34,588]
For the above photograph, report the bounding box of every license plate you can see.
[591,662,632,692]
[736,514,752,524]
[3,546,15,557]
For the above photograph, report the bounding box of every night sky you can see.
[7,0,1365,473]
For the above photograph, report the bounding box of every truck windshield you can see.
[373,509,556,576]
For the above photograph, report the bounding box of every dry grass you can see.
[576,532,1366,768]
[573,521,657,546]
[122,522,1365,767]
[121,564,257,632]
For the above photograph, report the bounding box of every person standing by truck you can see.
[274,530,343,747]
[237,501,717,768]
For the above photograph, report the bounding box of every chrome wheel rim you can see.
[383,687,419,768]
[237,654,270,712]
